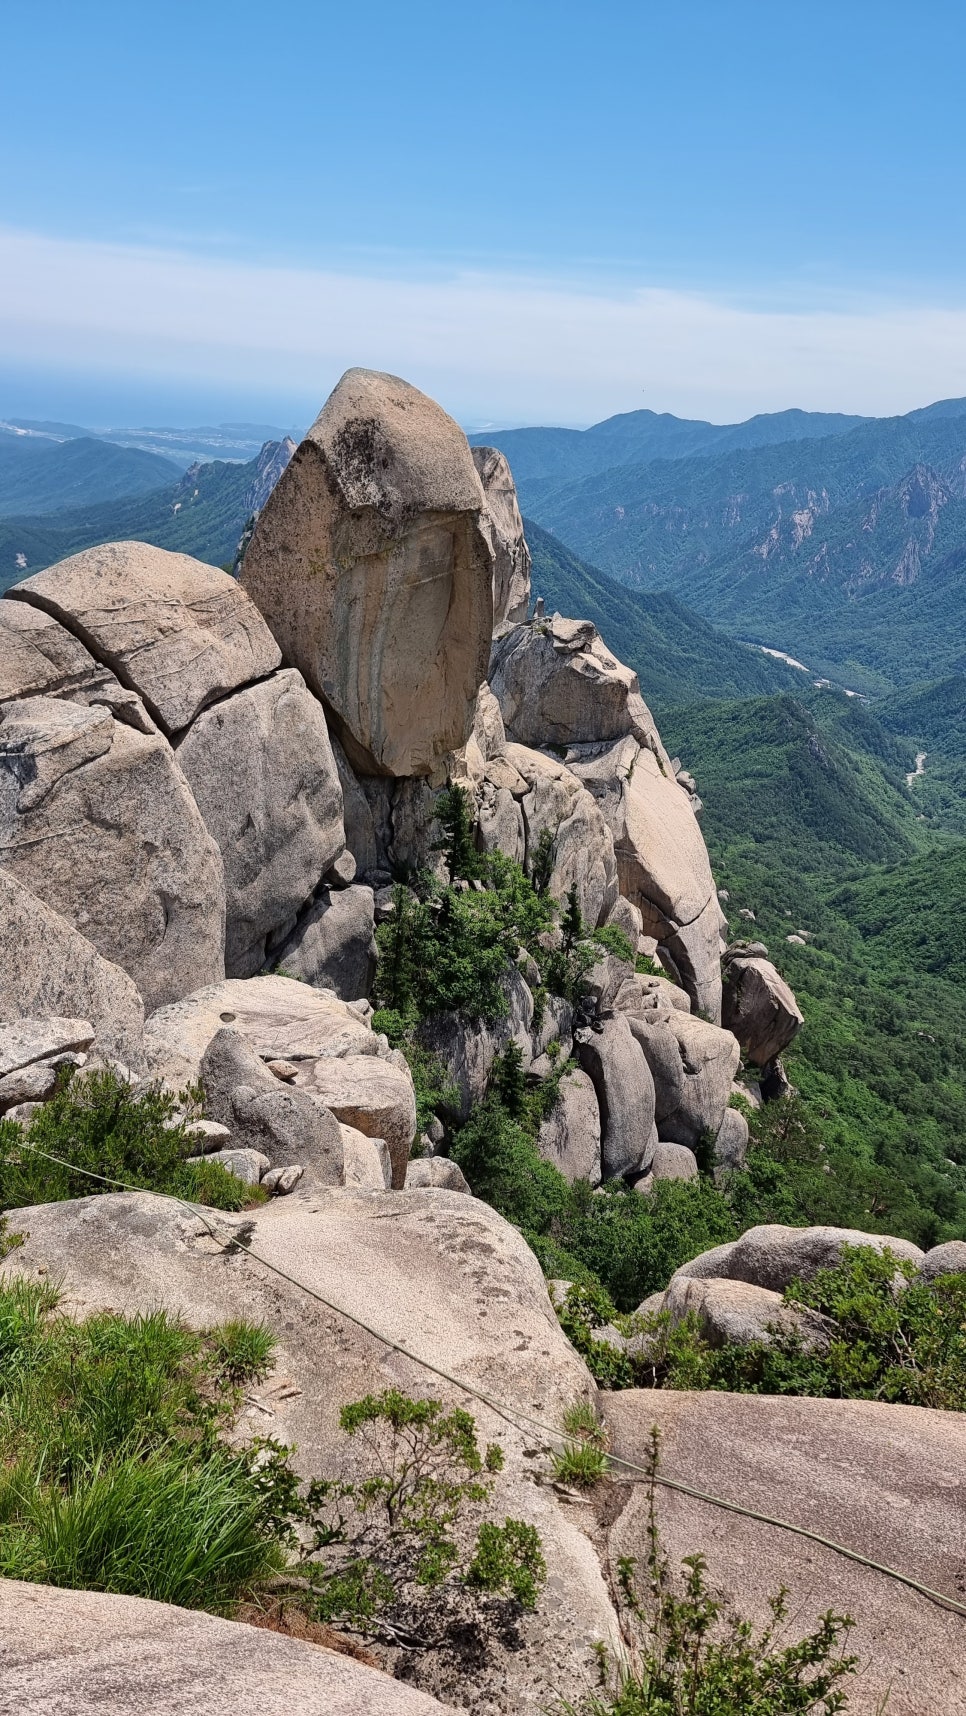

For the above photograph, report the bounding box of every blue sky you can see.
[3,0,966,427]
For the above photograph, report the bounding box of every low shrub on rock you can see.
[0,1067,258,1215]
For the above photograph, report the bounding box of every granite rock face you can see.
[0,696,225,1012]
[270,884,377,999]
[175,669,346,977]
[242,369,494,778]
[721,953,804,1068]
[489,615,669,759]
[472,446,531,627]
[0,870,145,1070]
[8,541,282,735]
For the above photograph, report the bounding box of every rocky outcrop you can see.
[603,1390,966,1716]
[142,975,383,1089]
[0,1580,457,1716]
[200,1027,345,1191]
[536,1067,602,1184]
[2,1191,619,1715]
[0,870,144,1070]
[489,614,669,760]
[472,446,531,627]
[566,736,721,1020]
[575,1015,656,1180]
[671,1223,925,1293]
[0,696,225,1012]
[8,542,282,735]
[658,1011,740,1149]
[270,883,377,999]
[176,670,346,977]
[504,743,619,927]
[721,952,804,1067]
[242,369,494,778]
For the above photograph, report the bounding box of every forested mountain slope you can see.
[0,433,180,515]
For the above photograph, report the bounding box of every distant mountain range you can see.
[0,433,181,515]
[0,418,296,471]
[503,398,966,693]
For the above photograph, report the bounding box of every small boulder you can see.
[261,1164,304,1195]
[200,1027,344,1190]
[712,1106,750,1173]
[190,1147,269,1186]
[680,1223,925,1294]
[405,1156,472,1193]
[536,1067,602,1184]
[722,955,804,1068]
[650,1140,698,1182]
[293,1054,416,1188]
[339,1122,393,1190]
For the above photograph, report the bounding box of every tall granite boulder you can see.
[0,870,145,1071]
[242,369,494,778]
[0,696,225,1012]
[270,884,377,999]
[7,542,282,735]
[574,1015,656,1180]
[536,1068,602,1184]
[658,1011,740,1148]
[472,446,531,627]
[504,743,619,928]
[567,735,721,1020]
[721,953,804,1067]
[176,669,346,977]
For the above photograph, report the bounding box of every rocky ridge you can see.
[1,368,960,1714]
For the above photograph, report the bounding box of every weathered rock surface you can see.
[535,1067,602,1184]
[675,1223,925,1293]
[659,1012,740,1149]
[0,1579,457,1716]
[143,976,380,1088]
[405,1156,472,1193]
[175,669,346,977]
[0,696,225,1012]
[624,1015,685,1123]
[566,736,721,1019]
[661,1274,829,1349]
[3,1191,619,1716]
[8,542,282,735]
[575,1016,655,1180]
[292,1055,416,1188]
[472,447,531,627]
[504,742,619,928]
[191,1146,270,1186]
[417,968,534,1122]
[712,1105,750,1173]
[0,599,154,730]
[489,616,669,760]
[271,884,376,999]
[242,369,494,778]
[602,1390,966,1716]
[339,1122,393,1190]
[721,954,804,1067]
[0,1016,94,1077]
[920,1239,966,1280]
[200,1028,344,1190]
[0,872,144,1070]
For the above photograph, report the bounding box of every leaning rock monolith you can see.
[242,368,494,777]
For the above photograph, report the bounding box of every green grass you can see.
[0,1278,285,1609]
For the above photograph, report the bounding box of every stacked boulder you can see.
[0,363,799,1199]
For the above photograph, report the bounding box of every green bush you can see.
[0,1068,260,1215]
[451,1097,738,1312]
[565,1434,858,1714]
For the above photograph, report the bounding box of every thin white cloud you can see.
[3,225,966,425]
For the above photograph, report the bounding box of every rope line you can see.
[8,1140,966,1623]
